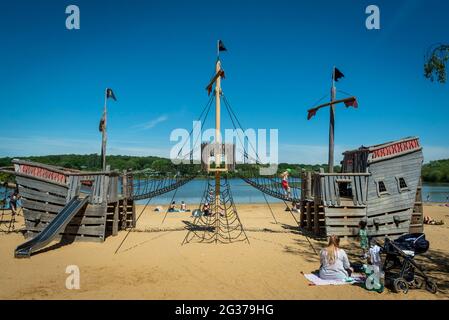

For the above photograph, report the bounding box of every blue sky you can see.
[0,0,448,164]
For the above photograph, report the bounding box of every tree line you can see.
[0,154,337,181]
[1,154,448,183]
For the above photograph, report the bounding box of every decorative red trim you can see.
[18,164,67,184]
[371,139,420,160]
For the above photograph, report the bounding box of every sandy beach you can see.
[0,203,448,300]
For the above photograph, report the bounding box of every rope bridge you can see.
[126,168,198,201]
[238,173,301,203]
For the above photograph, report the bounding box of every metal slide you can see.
[14,196,90,258]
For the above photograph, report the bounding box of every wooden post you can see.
[314,193,320,235]
[112,202,119,236]
[306,171,312,200]
[300,171,305,227]
[306,202,312,231]
[121,170,128,230]
[328,67,336,173]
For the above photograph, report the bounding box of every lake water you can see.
[2,179,449,206]
[137,179,449,205]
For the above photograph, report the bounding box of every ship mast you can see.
[307,67,358,174]
[214,43,222,203]
[101,89,108,171]
[328,67,336,173]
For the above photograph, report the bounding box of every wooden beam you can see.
[205,70,225,94]
[307,96,357,113]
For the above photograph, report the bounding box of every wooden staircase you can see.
[410,177,424,233]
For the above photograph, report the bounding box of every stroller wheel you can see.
[425,280,438,294]
[393,278,409,294]
[412,277,424,289]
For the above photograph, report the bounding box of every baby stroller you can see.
[382,233,438,294]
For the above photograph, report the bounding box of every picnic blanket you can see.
[302,272,365,286]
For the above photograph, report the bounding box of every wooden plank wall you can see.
[24,203,107,242]
[324,207,367,237]
[364,151,423,239]
[18,174,109,242]
[366,151,423,217]
[325,208,412,238]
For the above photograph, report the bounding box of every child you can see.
[9,190,19,216]
[280,169,291,198]
[202,202,210,216]
[358,220,369,259]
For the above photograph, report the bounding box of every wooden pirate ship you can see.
[0,87,194,257]
[9,160,136,243]
[1,157,194,257]
[300,137,424,238]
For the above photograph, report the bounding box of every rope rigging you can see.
[221,93,302,202]
[123,95,220,201]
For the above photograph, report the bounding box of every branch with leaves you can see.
[424,44,449,83]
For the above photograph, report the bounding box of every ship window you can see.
[397,177,409,192]
[337,180,353,199]
[376,180,388,196]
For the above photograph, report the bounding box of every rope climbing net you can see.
[182,175,249,244]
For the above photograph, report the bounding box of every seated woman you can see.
[319,235,353,281]
[168,201,179,213]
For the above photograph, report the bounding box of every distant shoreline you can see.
[1,154,449,184]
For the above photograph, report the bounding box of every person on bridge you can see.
[280,169,291,199]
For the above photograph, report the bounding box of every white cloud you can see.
[133,115,168,130]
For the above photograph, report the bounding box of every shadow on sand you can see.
[182,220,215,232]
